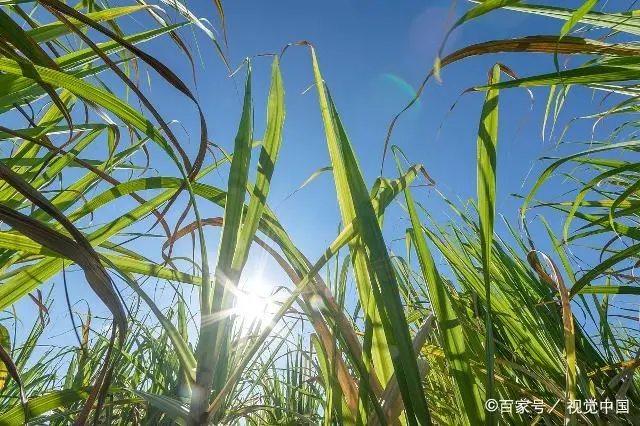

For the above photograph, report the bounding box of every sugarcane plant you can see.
[0,1,638,425]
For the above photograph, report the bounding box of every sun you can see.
[233,282,276,326]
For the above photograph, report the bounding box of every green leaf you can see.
[28,6,148,44]
[0,325,9,392]
[0,389,90,425]
[578,285,640,295]
[233,57,285,270]
[476,64,501,419]
[191,62,254,421]
[130,390,190,426]
[311,46,432,426]
[560,0,600,37]
[502,2,640,36]
[393,148,485,425]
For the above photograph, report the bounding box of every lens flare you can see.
[379,73,421,108]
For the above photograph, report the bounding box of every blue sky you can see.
[124,0,633,329]
[168,0,545,255]
[149,0,617,259]
[10,0,637,351]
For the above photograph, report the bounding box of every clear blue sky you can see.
[12,0,634,349]
[148,0,619,260]
[130,0,630,329]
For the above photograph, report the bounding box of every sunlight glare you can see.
[233,281,276,325]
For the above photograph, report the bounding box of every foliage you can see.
[0,1,638,425]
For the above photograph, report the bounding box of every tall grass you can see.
[0,1,638,425]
